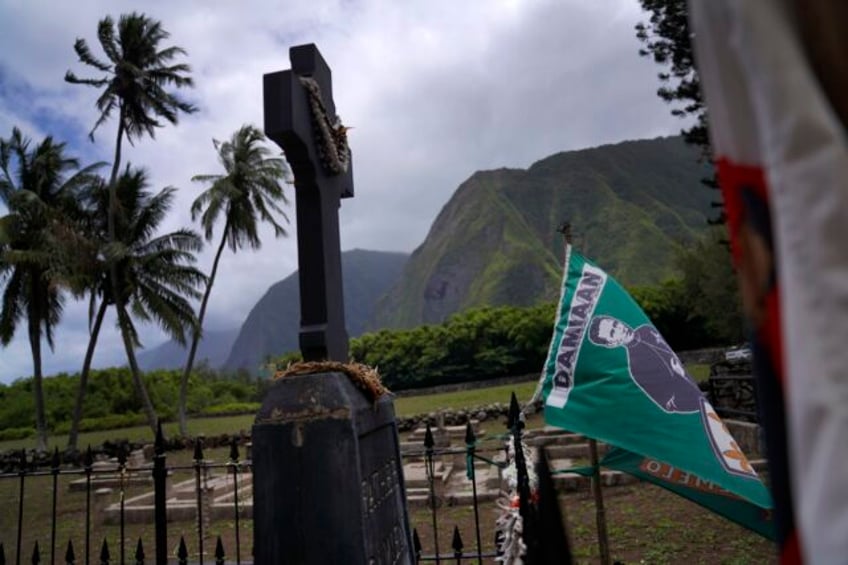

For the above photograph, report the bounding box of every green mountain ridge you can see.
[223,249,408,373]
[370,136,714,329]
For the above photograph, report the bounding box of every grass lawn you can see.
[0,364,708,453]
[0,367,774,564]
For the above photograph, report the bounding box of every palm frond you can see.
[72,37,112,71]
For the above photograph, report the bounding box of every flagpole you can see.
[558,222,612,565]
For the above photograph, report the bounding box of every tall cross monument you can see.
[263,44,353,362]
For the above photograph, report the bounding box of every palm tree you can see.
[66,12,196,431]
[0,128,102,451]
[66,166,207,445]
[178,125,290,434]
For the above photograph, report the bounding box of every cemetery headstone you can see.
[253,373,414,564]
[255,44,413,564]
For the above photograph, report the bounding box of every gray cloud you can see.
[0,0,681,383]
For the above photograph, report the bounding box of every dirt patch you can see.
[410,481,776,564]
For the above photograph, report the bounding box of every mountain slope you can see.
[137,328,239,372]
[223,249,408,373]
[371,136,714,329]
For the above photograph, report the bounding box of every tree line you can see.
[0,227,739,442]
[275,236,742,391]
[0,12,291,452]
[0,364,263,442]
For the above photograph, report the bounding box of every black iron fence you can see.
[1,394,566,565]
[708,361,759,422]
[0,424,248,565]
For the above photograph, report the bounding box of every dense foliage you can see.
[278,236,742,391]
[352,303,557,390]
[2,227,741,440]
[635,0,723,223]
[0,365,263,441]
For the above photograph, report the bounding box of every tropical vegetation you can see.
[0,9,744,452]
[65,11,198,437]
[178,124,290,435]
[64,167,208,450]
[0,128,102,451]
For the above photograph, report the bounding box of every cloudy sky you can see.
[0,0,682,384]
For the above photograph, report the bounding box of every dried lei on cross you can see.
[299,76,351,175]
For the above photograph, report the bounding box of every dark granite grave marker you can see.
[255,45,413,564]
[252,373,414,564]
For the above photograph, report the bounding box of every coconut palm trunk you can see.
[107,107,159,436]
[178,218,230,435]
[67,298,108,450]
[27,279,48,452]
[117,303,159,432]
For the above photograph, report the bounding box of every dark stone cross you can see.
[263,43,353,362]
[254,45,414,565]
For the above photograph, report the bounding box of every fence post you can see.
[16,449,26,565]
[508,393,538,563]
[464,422,482,564]
[152,423,167,565]
[228,439,242,565]
[117,447,127,565]
[193,439,205,565]
[50,449,60,565]
[424,423,440,564]
[84,447,93,565]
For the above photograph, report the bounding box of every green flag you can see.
[537,246,773,532]
[600,447,774,539]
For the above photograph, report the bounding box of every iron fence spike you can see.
[424,422,434,449]
[99,538,110,565]
[31,541,39,565]
[229,438,239,462]
[51,447,60,470]
[507,392,520,429]
[134,538,144,565]
[64,539,75,565]
[155,421,165,455]
[84,446,93,470]
[117,445,127,466]
[215,536,225,564]
[412,528,421,557]
[452,526,463,553]
[465,421,476,445]
[177,536,188,563]
[194,437,204,462]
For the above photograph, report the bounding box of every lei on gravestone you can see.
[495,432,538,564]
[274,361,388,402]
[299,76,351,176]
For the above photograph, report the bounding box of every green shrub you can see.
[53,413,148,435]
[0,426,35,441]
[200,402,261,416]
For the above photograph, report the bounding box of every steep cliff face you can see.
[223,249,408,373]
[137,328,239,371]
[371,136,713,329]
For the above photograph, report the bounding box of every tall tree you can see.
[178,125,290,434]
[63,168,207,448]
[635,0,723,223]
[0,128,101,451]
[66,12,196,432]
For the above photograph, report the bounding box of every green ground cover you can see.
[0,365,709,453]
